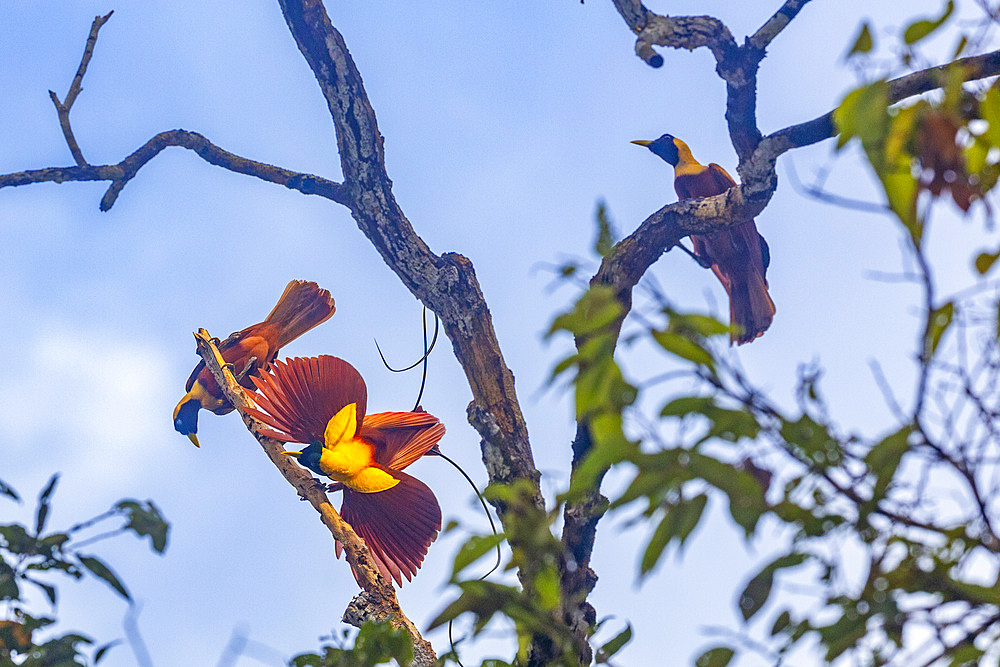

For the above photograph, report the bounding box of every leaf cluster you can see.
[0,475,169,666]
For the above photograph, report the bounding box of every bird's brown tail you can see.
[263,280,336,349]
[336,471,442,586]
[730,272,776,345]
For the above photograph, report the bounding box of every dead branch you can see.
[48,11,113,166]
[0,130,350,210]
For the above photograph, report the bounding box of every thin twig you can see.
[47,11,113,166]
[0,129,350,210]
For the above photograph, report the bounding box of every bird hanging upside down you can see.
[173,280,336,447]
[244,355,444,586]
[632,134,776,344]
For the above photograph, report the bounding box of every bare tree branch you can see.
[749,0,813,51]
[48,11,113,167]
[0,129,350,210]
[759,48,1000,162]
[274,0,543,507]
[192,329,436,665]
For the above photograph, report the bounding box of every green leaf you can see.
[771,610,791,635]
[780,414,843,467]
[117,500,170,554]
[834,80,889,151]
[695,646,735,667]
[451,533,505,580]
[949,643,985,666]
[687,453,767,535]
[975,250,1000,275]
[594,200,618,257]
[78,555,130,600]
[639,493,708,576]
[738,554,807,622]
[865,426,911,499]
[652,330,715,368]
[660,396,714,417]
[35,473,59,536]
[847,23,874,57]
[534,564,561,611]
[926,300,954,357]
[547,286,622,338]
[903,0,954,45]
[596,624,632,662]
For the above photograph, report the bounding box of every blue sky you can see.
[1,1,984,665]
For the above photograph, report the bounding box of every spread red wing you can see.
[360,412,445,470]
[338,471,442,586]
[246,356,368,444]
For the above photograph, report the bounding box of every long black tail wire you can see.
[376,308,502,664]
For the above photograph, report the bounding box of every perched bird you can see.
[173,280,336,447]
[243,355,444,586]
[632,134,775,344]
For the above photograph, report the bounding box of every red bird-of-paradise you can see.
[243,355,444,586]
[173,280,336,447]
[632,134,776,344]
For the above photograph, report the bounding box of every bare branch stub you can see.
[191,329,435,664]
[48,11,114,167]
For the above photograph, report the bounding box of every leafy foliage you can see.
[290,623,413,667]
[0,475,169,666]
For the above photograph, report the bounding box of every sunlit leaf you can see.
[451,533,505,581]
[903,0,954,45]
[596,624,632,662]
[975,250,1000,275]
[652,330,715,368]
[926,300,954,357]
[834,80,889,151]
[547,286,622,338]
[661,396,714,417]
[847,22,874,57]
[534,565,561,611]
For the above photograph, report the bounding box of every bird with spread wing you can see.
[244,355,444,586]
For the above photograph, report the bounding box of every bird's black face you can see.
[646,133,679,166]
[173,399,200,436]
[294,442,324,477]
